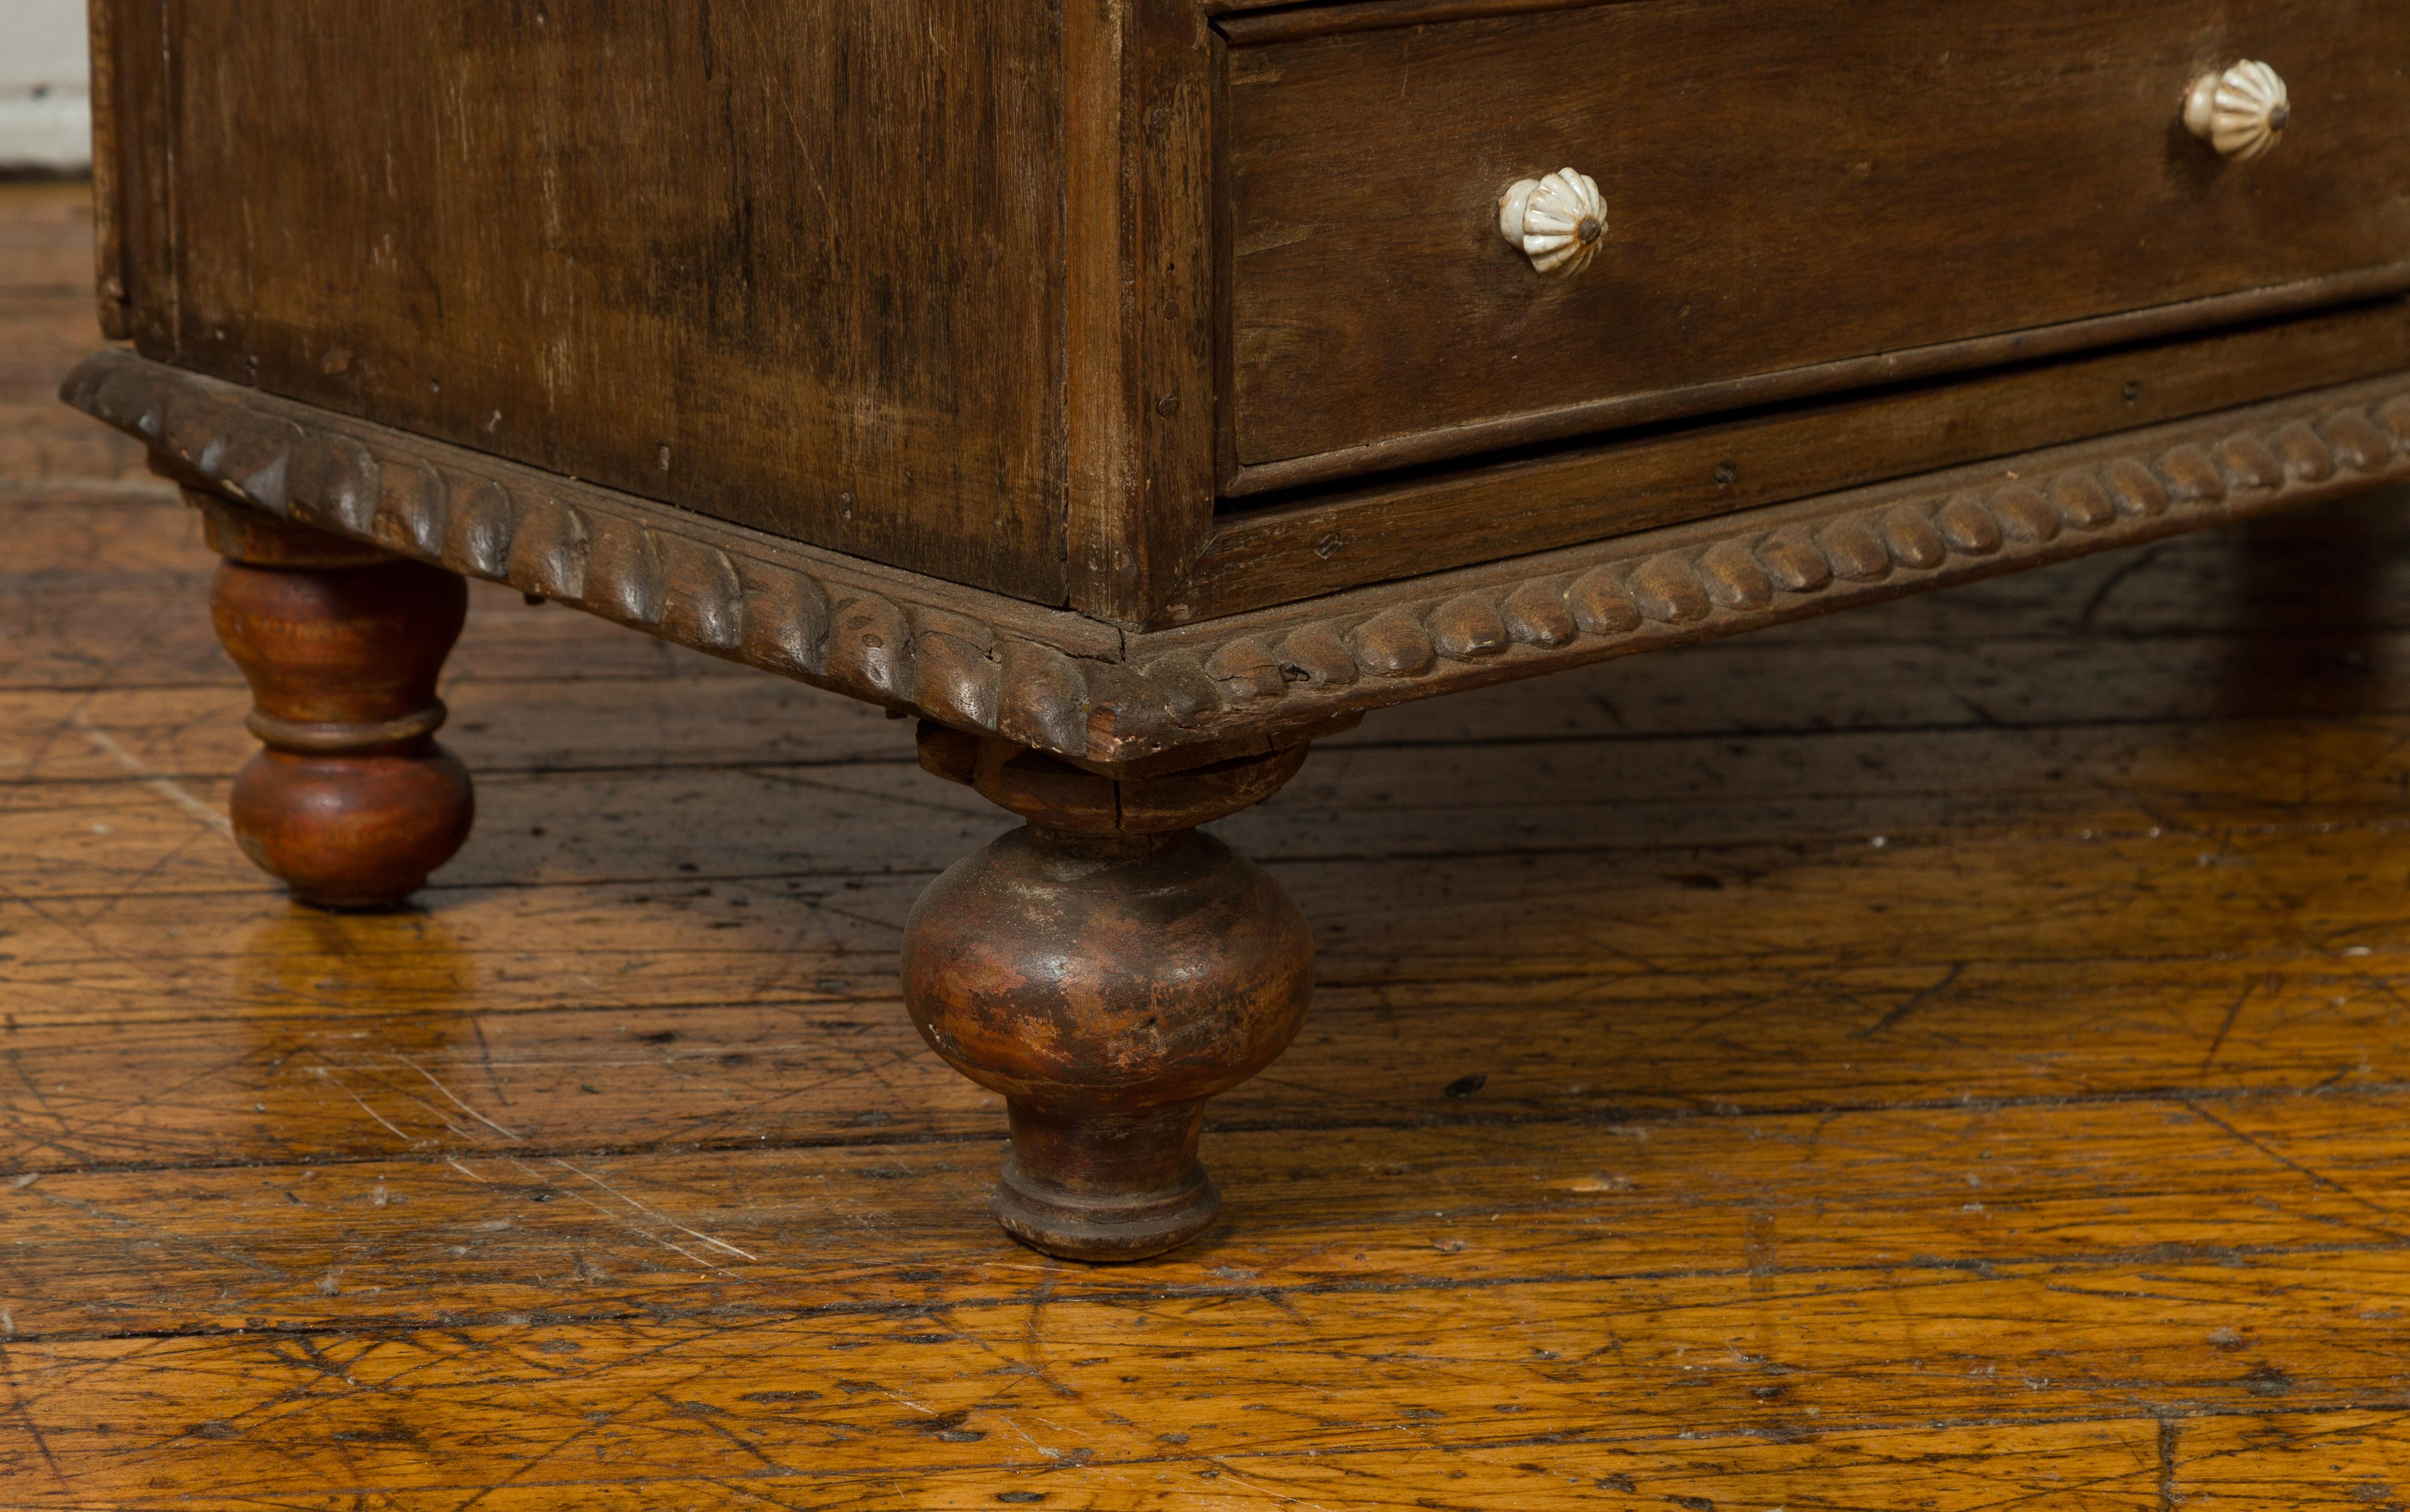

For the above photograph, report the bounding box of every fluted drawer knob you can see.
[2185,60,2290,161]
[1498,168,1606,277]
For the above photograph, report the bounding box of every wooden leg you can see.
[903,726,1315,1261]
[199,491,475,909]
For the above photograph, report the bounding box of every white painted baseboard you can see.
[0,93,91,169]
[1,0,92,170]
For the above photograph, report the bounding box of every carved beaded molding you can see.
[64,350,2410,770]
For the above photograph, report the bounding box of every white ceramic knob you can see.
[2184,60,2290,162]
[1498,168,1607,277]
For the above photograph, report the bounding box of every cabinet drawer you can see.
[1223,0,2410,490]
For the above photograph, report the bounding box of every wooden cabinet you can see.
[66,0,2410,1260]
[90,0,2410,623]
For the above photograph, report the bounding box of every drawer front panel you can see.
[1224,0,2410,484]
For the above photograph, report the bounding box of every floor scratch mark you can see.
[395,1056,524,1141]
[69,710,233,838]
[538,1157,760,1261]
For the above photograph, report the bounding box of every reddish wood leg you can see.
[904,727,1316,1261]
[199,492,475,909]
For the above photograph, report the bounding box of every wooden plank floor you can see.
[6,178,2410,1508]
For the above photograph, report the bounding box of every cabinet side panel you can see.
[108,0,173,349]
[85,0,129,336]
[121,0,1068,603]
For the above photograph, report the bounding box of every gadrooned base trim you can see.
[61,350,2410,769]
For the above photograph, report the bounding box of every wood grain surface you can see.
[101,0,1071,603]
[13,181,2410,1505]
[1224,0,2410,474]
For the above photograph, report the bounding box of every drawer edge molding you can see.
[1214,0,1637,47]
[1226,264,2410,497]
[61,350,2410,771]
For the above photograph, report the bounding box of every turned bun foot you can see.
[201,493,475,910]
[229,748,475,909]
[907,826,1312,1259]
[905,729,1316,1261]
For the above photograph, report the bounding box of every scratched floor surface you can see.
[6,179,2410,1509]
